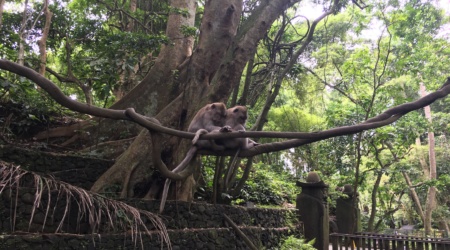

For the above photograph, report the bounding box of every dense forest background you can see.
[1,0,450,236]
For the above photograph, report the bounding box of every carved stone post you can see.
[336,184,361,234]
[296,172,329,250]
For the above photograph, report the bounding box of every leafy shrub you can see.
[235,162,299,205]
[0,78,77,138]
[280,236,316,250]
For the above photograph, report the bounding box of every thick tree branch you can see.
[0,59,191,138]
[1,60,450,157]
[208,0,303,102]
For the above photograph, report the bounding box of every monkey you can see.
[212,105,258,190]
[214,105,258,150]
[160,102,227,213]
[189,102,228,150]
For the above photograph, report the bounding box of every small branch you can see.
[305,66,360,105]
[223,214,258,250]
[96,0,153,32]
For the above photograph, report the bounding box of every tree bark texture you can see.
[91,0,305,200]
[368,171,382,232]
[38,0,52,75]
[402,172,425,223]
[18,0,29,65]
[0,0,5,29]
[420,82,437,236]
[115,0,137,99]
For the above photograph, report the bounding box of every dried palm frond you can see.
[0,161,171,249]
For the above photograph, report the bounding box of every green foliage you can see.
[1,0,171,106]
[168,6,191,17]
[0,75,76,138]
[180,25,198,37]
[2,0,450,232]
[267,105,324,132]
[235,162,299,205]
[280,236,316,250]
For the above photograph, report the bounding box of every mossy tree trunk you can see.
[91,0,303,200]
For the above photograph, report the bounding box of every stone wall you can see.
[0,190,297,249]
[0,146,300,249]
[0,145,113,189]
[1,227,291,249]
[131,200,296,230]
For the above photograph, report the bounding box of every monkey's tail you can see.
[159,178,172,213]
[160,146,198,213]
[225,148,241,188]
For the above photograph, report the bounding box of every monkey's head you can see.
[208,102,227,125]
[227,106,248,125]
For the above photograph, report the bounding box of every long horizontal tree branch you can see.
[1,59,450,155]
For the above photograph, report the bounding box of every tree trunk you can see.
[114,0,138,100]
[91,0,244,199]
[18,0,29,65]
[402,172,425,223]
[368,171,382,231]
[0,0,5,29]
[91,0,304,200]
[37,0,52,75]
[90,0,198,197]
[238,51,255,106]
[420,82,437,236]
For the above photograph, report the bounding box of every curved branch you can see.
[0,59,190,138]
[2,60,450,156]
[150,132,196,180]
[204,77,450,156]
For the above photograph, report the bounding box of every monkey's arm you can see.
[192,129,208,144]
[219,126,232,132]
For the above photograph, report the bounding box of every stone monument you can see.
[296,172,329,250]
[336,184,360,234]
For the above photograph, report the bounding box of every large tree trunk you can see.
[37,0,52,75]
[114,0,138,100]
[91,0,245,199]
[90,0,198,197]
[18,0,29,65]
[368,171,382,231]
[420,83,437,236]
[91,0,303,200]
[0,0,5,29]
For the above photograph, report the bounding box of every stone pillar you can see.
[296,172,329,250]
[336,184,360,234]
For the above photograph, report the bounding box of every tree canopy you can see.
[1,0,450,234]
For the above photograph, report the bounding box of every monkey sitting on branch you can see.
[214,105,258,150]
[163,102,228,174]
[213,105,258,190]
[189,102,228,151]
[160,102,228,212]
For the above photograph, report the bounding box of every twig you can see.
[223,214,258,250]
